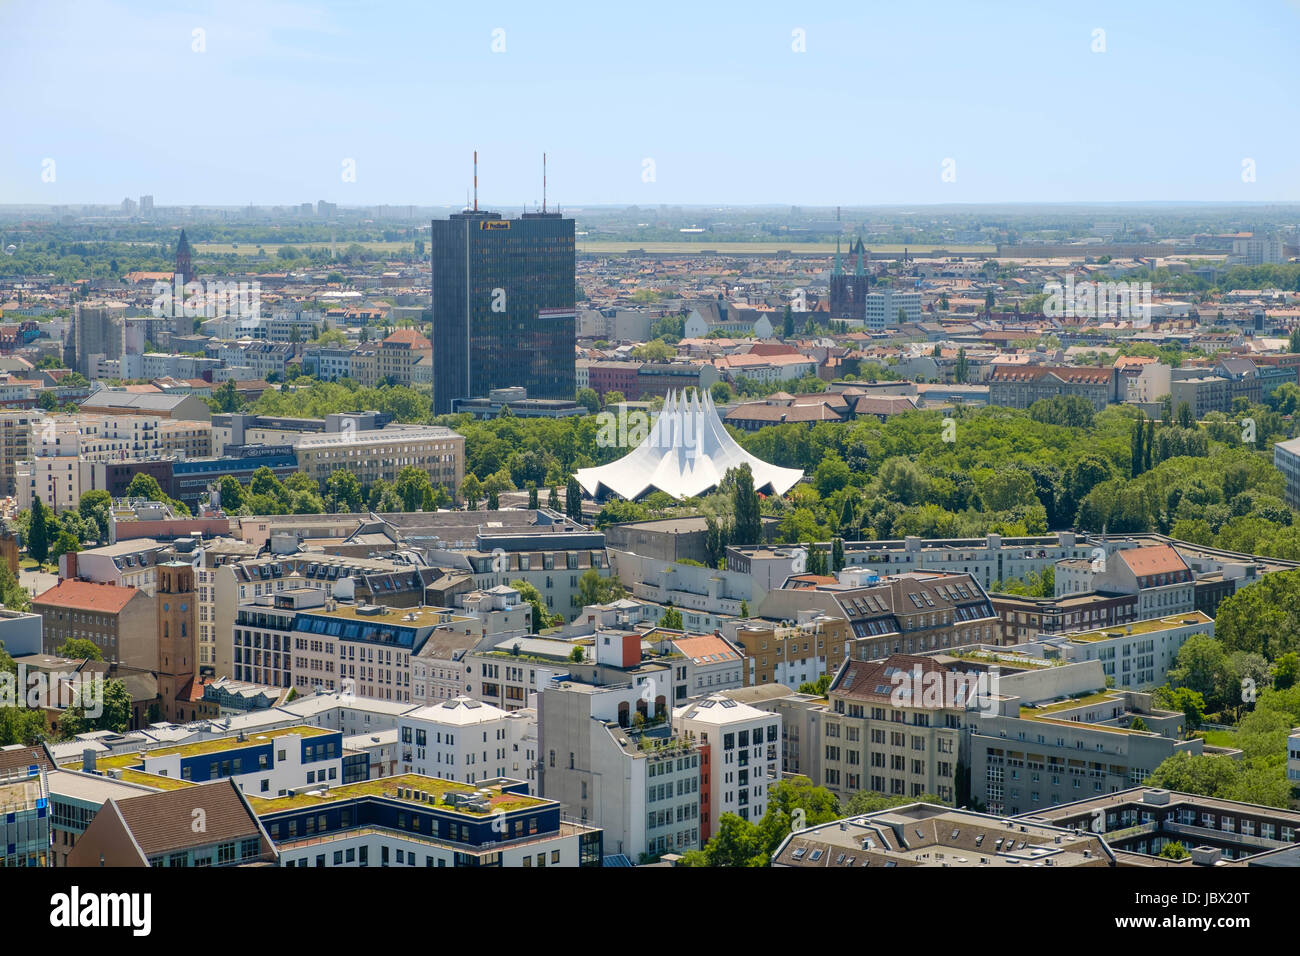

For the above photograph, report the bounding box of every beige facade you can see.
[293,425,464,492]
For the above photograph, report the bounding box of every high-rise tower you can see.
[431,159,576,415]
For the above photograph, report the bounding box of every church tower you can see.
[156,560,198,724]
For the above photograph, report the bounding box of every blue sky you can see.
[3,0,1298,206]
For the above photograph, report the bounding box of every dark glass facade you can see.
[431,210,575,414]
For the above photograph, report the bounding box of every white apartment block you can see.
[397,697,517,785]
[864,289,923,330]
[675,694,781,828]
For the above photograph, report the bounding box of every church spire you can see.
[833,236,842,276]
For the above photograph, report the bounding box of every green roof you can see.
[248,773,547,816]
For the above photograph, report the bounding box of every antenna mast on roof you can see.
[542,152,547,213]
[473,151,478,212]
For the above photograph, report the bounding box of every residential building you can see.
[1023,788,1300,864]
[675,694,781,840]
[988,366,1118,410]
[34,579,157,670]
[396,696,515,783]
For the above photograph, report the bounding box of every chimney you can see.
[64,550,77,581]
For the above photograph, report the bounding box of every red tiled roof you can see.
[33,580,140,613]
[672,634,741,664]
[1118,544,1188,577]
[989,365,1112,385]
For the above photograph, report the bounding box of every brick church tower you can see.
[175,229,194,284]
[829,237,869,321]
[156,560,198,724]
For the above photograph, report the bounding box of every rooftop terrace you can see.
[248,773,548,816]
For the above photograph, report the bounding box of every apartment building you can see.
[466,636,581,712]
[1023,787,1300,864]
[729,531,1099,596]
[378,328,432,386]
[293,424,464,492]
[1091,544,1195,620]
[1275,436,1300,509]
[863,289,923,330]
[1169,374,1229,418]
[773,803,1118,868]
[232,589,470,704]
[396,696,515,784]
[34,579,157,670]
[758,570,999,662]
[444,526,611,624]
[1013,611,1214,690]
[77,725,348,798]
[969,683,1215,817]
[818,655,967,805]
[66,780,278,867]
[990,591,1140,644]
[675,694,781,839]
[0,409,38,497]
[67,539,171,594]
[0,764,51,867]
[988,366,1118,411]
[208,549,436,679]
[724,615,850,689]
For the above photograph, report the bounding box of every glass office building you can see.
[431,210,575,415]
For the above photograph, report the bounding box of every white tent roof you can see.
[575,390,803,500]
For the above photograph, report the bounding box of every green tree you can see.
[27,497,50,567]
[1273,651,1300,690]
[51,530,80,560]
[511,579,558,631]
[659,606,683,630]
[55,638,103,661]
[1166,634,1234,713]
[577,569,624,607]
[77,489,112,544]
[576,388,600,414]
[59,678,132,738]
[730,464,762,546]
[459,474,483,510]
[1158,842,1189,860]
[394,465,435,512]
[217,474,245,512]
[797,674,832,697]
[681,813,768,867]
[325,470,363,513]
[565,477,583,521]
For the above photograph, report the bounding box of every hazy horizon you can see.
[3,0,1298,207]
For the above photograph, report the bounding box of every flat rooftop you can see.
[59,725,334,773]
[248,773,547,816]
[1060,612,1213,643]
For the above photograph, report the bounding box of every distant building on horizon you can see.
[431,207,576,414]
